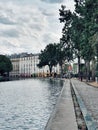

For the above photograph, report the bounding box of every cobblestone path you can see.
[71,79,98,129]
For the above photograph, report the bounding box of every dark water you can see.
[0,78,64,130]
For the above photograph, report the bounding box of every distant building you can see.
[9,53,61,77]
[19,53,39,77]
[9,55,20,77]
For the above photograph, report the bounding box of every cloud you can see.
[0,0,74,55]
[1,40,16,48]
[0,15,15,25]
[0,40,20,55]
[43,33,60,44]
[0,29,19,37]
[41,0,64,4]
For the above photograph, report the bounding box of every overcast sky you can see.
[0,0,74,55]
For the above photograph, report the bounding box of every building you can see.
[9,53,61,77]
[19,53,39,77]
[9,54,20,77]
[10,58,20,77]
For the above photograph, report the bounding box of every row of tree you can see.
[38,43,71,77]
[38,0,98,81]
[59,0,98,81]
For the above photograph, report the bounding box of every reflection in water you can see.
[0,78,64,130]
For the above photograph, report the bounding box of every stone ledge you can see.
[45,79,78,130]
[71,80,97,130]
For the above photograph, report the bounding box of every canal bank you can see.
[45,79,97,130]
[71,79,97,130]
[45,79,78,130]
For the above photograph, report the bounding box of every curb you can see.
[45,79,78,130]
[44,79,66,130]
[71,81,97,130]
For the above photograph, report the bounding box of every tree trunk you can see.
[91,59,96,81]
[49,65,52,77]
[60,64,63,78]
[78,55,81,79]
[85,60,90,81]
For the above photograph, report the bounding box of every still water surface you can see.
[0,78,64,130]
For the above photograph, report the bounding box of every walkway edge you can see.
[71,80,97,130]
[45,79,78,130]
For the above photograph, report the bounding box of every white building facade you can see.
[10,53,60,77]
[10,58,20,77]
[19,53,39,77]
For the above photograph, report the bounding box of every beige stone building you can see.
[10,57,20,77]
[9,53,61,77]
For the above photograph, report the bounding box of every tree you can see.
[59,1,98,81]
[59,5,73,52]
[74,0,98,80]
[59,5,73,72]
[56,43,66,77]
[59,5,82,77]
[70,14,85,78]
[0,55,13,76]
[38,43,57,76]
[87,0,98,80]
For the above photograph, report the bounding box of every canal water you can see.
[0,78,64,130]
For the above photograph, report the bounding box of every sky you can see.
[0,0,74,55]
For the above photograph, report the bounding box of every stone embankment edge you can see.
[44,80,66,130]
[71,80,97,130]
[45,79,78,130]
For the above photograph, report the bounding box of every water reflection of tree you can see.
[47,79,64,97]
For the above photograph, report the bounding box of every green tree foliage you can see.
[56,44,64,65]
[74,0,98,80]
[63,64,69,73]
[76,0,94,61]
[70,15,84,76]
[59,5,73,61]
[56,43,67,76]
[59,5,81,75]
[59,5,72,49]
[38,43,57,75]
[59,0,98,80]
[38,42,72,76]
[0,55,12,76]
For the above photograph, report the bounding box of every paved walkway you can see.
[71,79,98,130]
[45,79,78,130]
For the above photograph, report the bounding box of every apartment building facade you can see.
[10,55,20,77]
[9,53,60,77]
[19,53,39,77]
